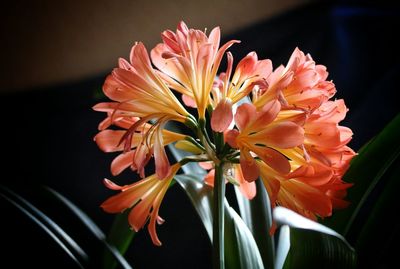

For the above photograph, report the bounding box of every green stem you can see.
[199,118,215,151]
[178,154,210,166]
[184,136,206,152]
[214,132,224,155]
[213,163,225,269]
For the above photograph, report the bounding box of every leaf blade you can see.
[273,207,356,269]
[234,179,275,269]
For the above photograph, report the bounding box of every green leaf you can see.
[275,225,290,269]
[0,186,88,269]
[353,157,400,268]
[322,114,400,235]
[234,179,275,269]
[175,174,264,269]
[103,211,135,269]
[45,187,132,269]
[273,207,356,269]
[175,174,213,238]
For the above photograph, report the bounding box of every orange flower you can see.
[94,115,185,177]
[216,47,355,221]
[101,163,181,246]
[253,48,355,220]
[259,146,354,221]
[151,21,239,119]
[253,47,335,112]
[210,52,273,132]
[225,100,304,182]
[259,161,333,220]
[93,42,190,179]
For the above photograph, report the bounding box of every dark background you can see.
[1,1,399,268]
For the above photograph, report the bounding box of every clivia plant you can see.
[93,21,356,269]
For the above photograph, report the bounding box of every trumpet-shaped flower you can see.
[94,42,190,179]
[225,100,305,182]
[101,163,181,246]
[259,161,333,220]
[151,21,239,119]
[253,47,335,112]
[94,115,186,177]
[210,52,273,132]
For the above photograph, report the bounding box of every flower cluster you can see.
[94,21,355,245]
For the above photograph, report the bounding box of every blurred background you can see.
[1,0,399,268]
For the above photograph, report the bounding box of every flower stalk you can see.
[213,162,226,269]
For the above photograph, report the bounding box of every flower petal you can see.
[101,176,155,213]
[111,151,136,176]
[103,178,125,191]
[252,100,281,128]
[235,165,256,199]
[240,149,260,182]
[258,122,304,149]
[94,130,125,152]
[211,98,233,132]
[199,161,214,170]
[234,103,256,131]
[154,128,171,179]
[282,179,332,217]
[182,94,197,108]
[255,147,291,175]
[204,169,215,187]
[260,175,280,205]
[234,52,257,79]
[147,185,169,246]
[225,129,239,148]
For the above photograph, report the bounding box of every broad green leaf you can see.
[175,174,213,238]
[282,229,356,269]
[175,174,264,269]
[234,179,275,269]
[354,157,400,268]
[322,114,400,235]
[273,207,356,269]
